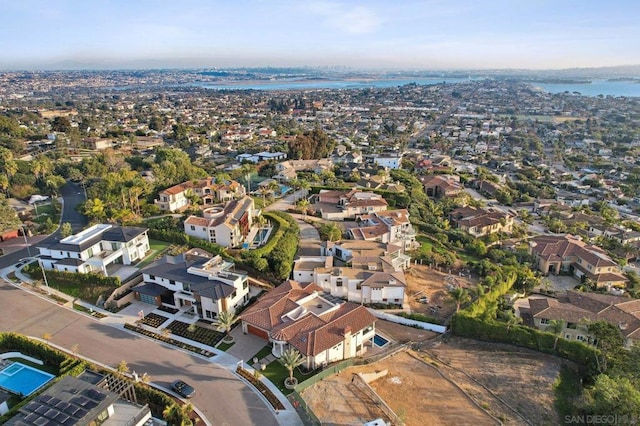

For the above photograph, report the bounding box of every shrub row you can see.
[451,314,599,379]
[24,264,121,288]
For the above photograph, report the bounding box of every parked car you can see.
[171,380,195,398]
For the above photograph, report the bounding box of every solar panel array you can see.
[12,387,107,426]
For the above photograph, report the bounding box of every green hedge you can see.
[451,314,599,380]
[24,265,121,288]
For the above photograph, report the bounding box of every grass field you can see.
[136,239,172,268]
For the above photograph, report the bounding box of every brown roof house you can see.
[529,235,627,288]
[313,189,388,220]
[528,291,640,348]
[421,174,462,198]
[240,280,377,369]
[448,206,514,237]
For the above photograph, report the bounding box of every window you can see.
[243,281,248,289]
[149,275,155,280]
[540,318,549,325]
[336,279,343,287]
[190,225,195,231]
[383,298,388,302]
[363,325,373,334]
[577,335,586,341]
[169,280,175,285]
[231,291,237,299]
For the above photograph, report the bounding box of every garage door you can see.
[247,325,269,340]
[139,293,156,305]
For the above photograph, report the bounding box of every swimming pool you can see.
[373,334,389,348]
[279,185,291,195]
[0,362,55,396]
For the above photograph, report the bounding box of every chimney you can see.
[343,326,352,337]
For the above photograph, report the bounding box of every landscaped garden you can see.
[123,323,215,357]
[166,320,225,347]
[141,312,168,328]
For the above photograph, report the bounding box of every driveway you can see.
[0,280,286,426]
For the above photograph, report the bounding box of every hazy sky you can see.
[1,0,639,70]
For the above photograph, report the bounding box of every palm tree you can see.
[449,287,471,313]
[296,198,310,216]
[214,311,237,342]
[279,348,304,388]
[548,319,565,350]
[163,402,193,426]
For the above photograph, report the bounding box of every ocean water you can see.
[531,80,640,97]
[192,77,471,91]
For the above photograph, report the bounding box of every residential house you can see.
[273,159,333,182]
[37,224,149,276]
[184,196,255,248]
[527,291,640,348]
[529,235,627,288]
[5,372,151,426]
[312,189,388,220]
[348,210,417,251]
[321,240,411,271]
[421,174,463,198]
[83,137,113,151]
[134,250,249,320]
[448,206,514,237]
[154,178,245,212]
[240,280,377,369]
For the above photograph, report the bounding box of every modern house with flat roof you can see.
[37,224,149,276]
[134,249,250,320]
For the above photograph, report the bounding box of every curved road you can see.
[0,281,279,425]
[0,182,87,269]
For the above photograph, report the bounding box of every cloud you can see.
[304,2,381,34]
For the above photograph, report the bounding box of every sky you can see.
[1,0,639,70]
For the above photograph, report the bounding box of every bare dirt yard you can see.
[404,263,477,322]
[300,333,564,426]
[424,337,564,425]
[301,350,498,426]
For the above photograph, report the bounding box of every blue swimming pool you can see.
[279,185,291,195]
[0,362,55,396]
[253,228,269,244]
[373,334,389,348]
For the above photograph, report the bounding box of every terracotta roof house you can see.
[313,189,388,220]
[421,174,462,198]
[529,235,627,288]
[528,291,640,348]
[154,178,245,212]
[448,206,514,237]
[240,280,377,369]
[348,210,417,252]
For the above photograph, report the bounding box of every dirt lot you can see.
[301,334,563,426]
[425,337,563,425]
[404,263,477,321]
[301,350,498,426]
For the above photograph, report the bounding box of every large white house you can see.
[183,196,255,248]
[240,280,377,369]
[37,224,149,276]
[134,250,250,320]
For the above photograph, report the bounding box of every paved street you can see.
[0,279,289,426]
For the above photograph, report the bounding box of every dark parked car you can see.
[171,380,195,398]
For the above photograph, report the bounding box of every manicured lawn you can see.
[247,345,273,363]
[136,239,172,268]
[216,340,235,351]
[261,360,306,395]
[32,202,60,224]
